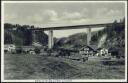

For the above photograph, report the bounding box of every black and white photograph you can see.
[1,0,127,82]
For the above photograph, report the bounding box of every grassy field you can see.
[4,53,125,79]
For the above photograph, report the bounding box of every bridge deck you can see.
[30,23,115,31]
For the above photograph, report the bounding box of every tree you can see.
[34,47,40,54]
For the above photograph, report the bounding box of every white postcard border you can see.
[1,1,127,82]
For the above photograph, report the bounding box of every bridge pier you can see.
[87,28,91,46]
[32,30,36,43]
[48,30,54,49]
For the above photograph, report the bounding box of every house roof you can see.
[32,42,42,47]
[89,45,98,51]
[80,45,98,51]
[16,46,34,49]
[4,44,15,46]
[4,44,15,48]
[97,48,102,50]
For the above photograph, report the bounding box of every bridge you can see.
[30,23,116,49]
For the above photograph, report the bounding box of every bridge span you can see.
[30,23,113,31]
[30,23,118,49]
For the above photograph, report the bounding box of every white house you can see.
[97,48,109,56]
[4,44,16,53]
[100,48,108,56]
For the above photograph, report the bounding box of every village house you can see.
[100,48,108,56]
[21,46,35,53]
[32,42,42,47]
[96,48,110,56]
[4,44,16,53]
[79,45,97,57]
[15,46,35,54]
[94,48,113,61]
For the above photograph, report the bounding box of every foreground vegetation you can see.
[4,53,125,79]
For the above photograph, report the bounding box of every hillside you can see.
[54,33,87,48]
[92,19,125,58]
[4,23,48,46]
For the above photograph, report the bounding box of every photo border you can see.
[1,0,127,82]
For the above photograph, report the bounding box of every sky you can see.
[4,1,125,38]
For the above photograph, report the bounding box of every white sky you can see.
[4,1,125,38]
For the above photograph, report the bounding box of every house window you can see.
[84,48,89,51]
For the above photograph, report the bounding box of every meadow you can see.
[4,53,125,79]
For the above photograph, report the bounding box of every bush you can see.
[102,59,125,65]
[16,48,22,54]
[34,48,40,54]
[4,50,8,53]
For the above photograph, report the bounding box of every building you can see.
[32,42,42,47]
[22,46,35,52]
[97,48,109,56]
[100,48,108,55]
[4,44,16,53]
[16,46,35,53]
[79,45,97,57]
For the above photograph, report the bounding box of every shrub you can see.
[34,48,40,54]
[102,59,125,65]
[4,50,8,53]
[16,48,22,54]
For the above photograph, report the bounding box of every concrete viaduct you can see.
[30,23,114,49]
